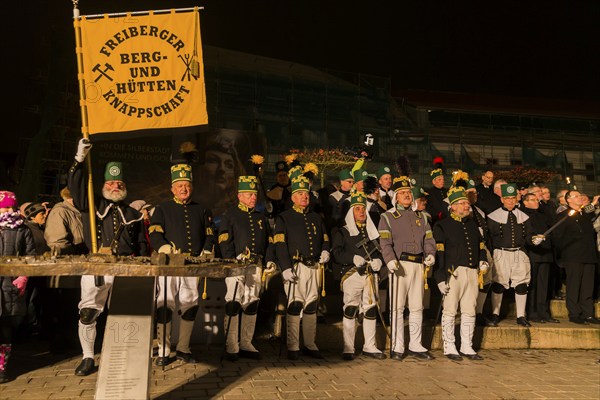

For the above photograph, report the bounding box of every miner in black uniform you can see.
[149,164,215,366]
[68,139,148,376]
[426,167,449,225]
[377,165,394,210]
[327,169,354,232]
[466,184,496,326]
[551,190,600,324]
[219,175,276,361]
[274,175,330,360]
[434,187,488,361]
[266,161,290,218]
[487,183,534,327]
[332,191,385,360]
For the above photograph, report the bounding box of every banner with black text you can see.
[77,9,207,135]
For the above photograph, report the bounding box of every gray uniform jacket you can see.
[378,207,436,266]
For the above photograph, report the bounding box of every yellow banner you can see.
[78,10,208,135]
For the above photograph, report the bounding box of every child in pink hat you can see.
[0,190,35,383]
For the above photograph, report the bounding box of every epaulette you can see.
[391,209,402,219]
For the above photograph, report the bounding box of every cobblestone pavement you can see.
[0,337,599,399]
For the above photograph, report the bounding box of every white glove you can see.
[370,259,382,272]
[158,244,173,254]
[424,254,435,267]
[319,250,330,264]
[438,281,449,295]
[479,261,490,274]
[532,235,545,246]
[264,261,277,274]
[353,255,366,267]
[282,268,297,283]
[201,249,213,258]
[387,260,398,273]
[75,138,92,162]
[236,253,245,260]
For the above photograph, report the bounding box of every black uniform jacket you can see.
[68,160,147,256]
[433,213,487,284]
[332,223,382,277]
[486,207,532,251]
[426,186,449,225]
[274,205,330,271]
[218,203,272,261]
[149,198,214,256]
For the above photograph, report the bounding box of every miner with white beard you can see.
[68,138,148,376]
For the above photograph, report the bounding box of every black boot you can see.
[0,344,12,384]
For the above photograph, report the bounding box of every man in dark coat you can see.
[521,193,559,323]
[68,139,148,376]
[551,190,600,324]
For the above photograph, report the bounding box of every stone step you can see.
[317,290,600,319]
[316,316,600,352]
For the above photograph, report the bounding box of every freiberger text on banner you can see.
[78,9,207,135]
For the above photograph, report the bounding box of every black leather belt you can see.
[500,247,521,252]
[300,259,319,267]
[399,253,423,263]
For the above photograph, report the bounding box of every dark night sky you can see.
[4,0,600,136]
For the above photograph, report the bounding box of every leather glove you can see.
[437,281,449,295]
[282,268,298,283]
[532,235,545,246]
[353,255,366,267]
[75,138,92,163]
[264,261,277,274]
[387,260,399,273]
[479,261,490,274]
[319,250,330,264]
[12,276,28,297]
[370,259,382,272]
[158,244,174,254]
[424,254,435,267]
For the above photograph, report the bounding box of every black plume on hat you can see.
[363,175,378,195]
[275,161,288,172]
[396,155,412,177]
[179,141,199,164]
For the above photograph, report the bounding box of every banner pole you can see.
[73,1,98,253]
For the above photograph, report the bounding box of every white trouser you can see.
[155,276,199,314]
[441,267,478,355]
[284,262,321,351]
[342,271,380,353]
[388,260,427,353]
[78,275,114,311]
[224,265,262,306]
[492,249,531,317]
